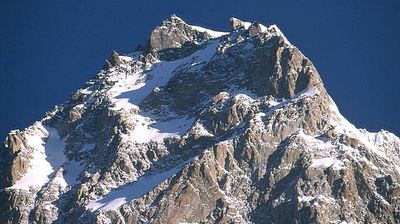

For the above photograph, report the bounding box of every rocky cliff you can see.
[1,15,399,224]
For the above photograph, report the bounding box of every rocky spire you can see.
[230,17,248,30]
[149,14,210,51]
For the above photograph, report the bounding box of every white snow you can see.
[9,123,84,190]
[108,40,221,144]
[10,124,66,190]
[112,39,220,107]
[190,122,214,137]
[254,112,266,122]
[122,116,171,144]
[241,21,252,29]
[299,87,319,97]
[63,160,84,186]
[229,18,291,46]
[87,160,191,211]
[118,55,133,62]
[267,25,292,46]
[328,97,390,160]
[152,116,195,136]
[310,157,344,170]
[190,25,229,38]
[298,195,315,202]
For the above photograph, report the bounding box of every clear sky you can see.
[1,0,399,139]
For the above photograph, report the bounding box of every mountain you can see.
[1,15,399,224]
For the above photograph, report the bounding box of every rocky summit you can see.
[1,15,400,224]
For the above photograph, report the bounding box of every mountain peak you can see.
[1,16,399,224]
[230,17,252,29]
[150,15,228,52]
[167,13,185,24]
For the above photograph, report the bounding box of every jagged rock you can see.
[1,15,399,224]
[103,50,124,69]
[248,22,264,38]
[230,17,247,30]
[149,14,209,52]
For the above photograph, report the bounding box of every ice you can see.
[87,160,190,211]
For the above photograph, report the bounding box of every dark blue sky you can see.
[1,0,399,138]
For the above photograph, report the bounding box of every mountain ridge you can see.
[1,15,399,224]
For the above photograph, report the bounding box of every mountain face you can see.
[1,15,400,224]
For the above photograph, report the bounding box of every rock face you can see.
[1,15,400,224]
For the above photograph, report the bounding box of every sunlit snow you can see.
[190,25,229,38]
[9,123,83,190]
[10,124,66,190]
[87,160,190,211]
[108,40,221,144]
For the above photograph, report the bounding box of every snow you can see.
[189,25,229,38]
[297,131,335,151]
[152,116,195,136]
[87,160,190,211]
[9,123,84,190]
[63,160,84,186]
[298,194,336,206]
[229,17,252,29]
[261,87,319,117]
[258,24,269,33]
[10,124,66,190]
[118,56,133,62]
[299,87,319,97]
[229,17,291,46]
[267,25,292,46]
[113,39,220,106]
[191,122,214,137]
[108,40,221,144]
[328,97,390,160]
[298,195,315,202]
[310,157,344,170]
[228,84,260,100]
[122,116,172,144]
[254,112,266,121]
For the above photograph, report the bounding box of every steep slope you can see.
[1,15,399,224]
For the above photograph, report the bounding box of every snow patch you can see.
[9,123,84,190]
[10,124,66,190]
[310,157,344,170]
[87,159,191,211]
[190,25,229,38]
[63,160,84,186]
[107,40,221,144]
[328,97,390,160]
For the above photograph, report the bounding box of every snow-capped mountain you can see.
[1,15,399,224]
